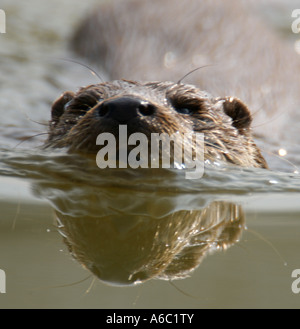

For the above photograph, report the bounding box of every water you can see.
[0,0,300,309]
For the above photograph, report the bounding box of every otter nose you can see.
[97,97,156,123]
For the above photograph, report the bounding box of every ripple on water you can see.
[1,147,300,199]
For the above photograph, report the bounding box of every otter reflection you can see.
[33,171,245,286]
[56,202,244,285]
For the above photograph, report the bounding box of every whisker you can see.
[35,275,93,290]
[252,112,285,129]
[27,119,48,126]
[168,280,198,299]
[58,57,104,82]
[13,132,48,149]
[204,140,227,153]
[177,65,213,85]
[19,109,49,127]
[259,147,299,174]
[247,228,287,266]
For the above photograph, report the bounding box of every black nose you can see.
[97,97,156,123]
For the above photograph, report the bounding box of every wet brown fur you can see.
[45,80,268,168]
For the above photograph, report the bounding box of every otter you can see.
[69,0,300,162]
[45,79,267,169]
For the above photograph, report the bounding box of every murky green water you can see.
[1,148,300,308]
[1,0,300,309]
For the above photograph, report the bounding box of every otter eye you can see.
[170,95,203,115]
[173,103,199,115]
[174,107,194,115]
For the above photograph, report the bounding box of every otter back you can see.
[70,0,300,160]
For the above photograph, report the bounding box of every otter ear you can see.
[51,91,75,124]
[219,97,252,134]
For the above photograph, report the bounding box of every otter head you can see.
[45,79,267,169]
